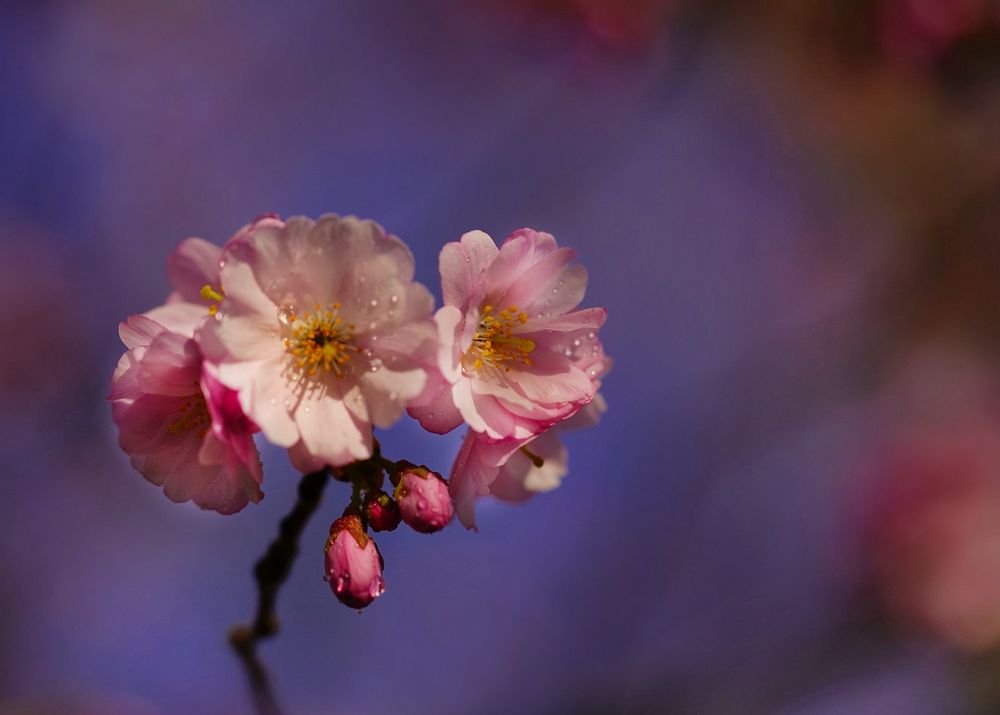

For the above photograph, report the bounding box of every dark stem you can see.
[230,468,330,715]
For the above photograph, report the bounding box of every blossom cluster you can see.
[110,214,609,608]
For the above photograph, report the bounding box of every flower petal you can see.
[440,230,498,311]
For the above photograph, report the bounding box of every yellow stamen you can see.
[464,303,536,373]
[285,302,356,378]
[200,284,225,316]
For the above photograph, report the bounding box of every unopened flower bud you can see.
[325,515,385,609]
[363,490,401,532]
[394,468,454,533]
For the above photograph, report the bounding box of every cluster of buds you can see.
[324,452,454,609]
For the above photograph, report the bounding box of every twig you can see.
[230,469,330,715]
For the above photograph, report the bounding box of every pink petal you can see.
[433,305,465,382]
[494,246,577,313]
[504,350,595,406]
[440,230,498,311]
[119,314,168,350]
[223,356,299,447]
[448,430,500,530]
[524,306,607,333]
[407,371,464,434]
[483,228,558,299]
[145,302,208,338]
[294,383,372,467]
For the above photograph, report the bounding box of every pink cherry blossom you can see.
[325,515,385,609]
[395,468,454,533]
[410,228,607,444]
[110,314,263,514]
[449,393,607,528]
[197,215,437,470]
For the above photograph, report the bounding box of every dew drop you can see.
[572,339,581,347]
[388,391,398,401]
[303,405,312,414]
[418,499,428,509]
[551,287,559,294]
[390,294,399,304]
[277,306,296,326]
[371,578,385,597]
[268,397,277,405]
[591,346,599,356]
[370,298,379,308]
[587,331,596,340]
[562,347,573,357]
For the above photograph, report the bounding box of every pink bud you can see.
[325,515,385,609]
[394,468,454,533]
[363,490,401,532]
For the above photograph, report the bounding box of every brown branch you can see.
[230,469,330,715]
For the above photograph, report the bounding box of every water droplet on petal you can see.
[269,397,277,405]
[277,306,296,326]
[573,339,581,347]
[587,331,596,340]
[390,294,399,304]
[370,298,379,308]
[562,347,573,357]
[303,405,312,414]
[388,391,398,401]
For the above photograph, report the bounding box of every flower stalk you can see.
[229,468,330,715]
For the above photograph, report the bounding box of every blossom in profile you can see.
[449,393,607,528]
[110,314,263,514]
[198,215,437,470]
[325,515,385,609]
[410,228,606,443]
[394,468,454,533]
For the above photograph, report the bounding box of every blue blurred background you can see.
[2,1,1000,713]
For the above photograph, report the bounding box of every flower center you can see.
[167,394,211,437]
[283,303,358,377]
[466,304,535,372]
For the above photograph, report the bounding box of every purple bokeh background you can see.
[0,2,969,714]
